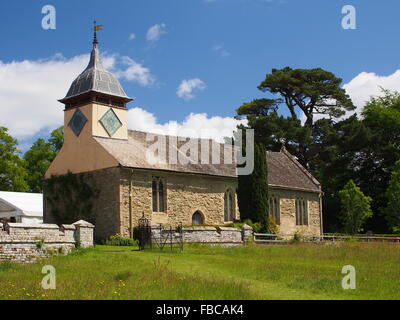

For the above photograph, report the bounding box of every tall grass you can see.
[0,243,399,300]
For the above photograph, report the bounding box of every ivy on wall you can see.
[44,171,100,225]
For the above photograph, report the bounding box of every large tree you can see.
[48,126,64,153]
[24,138,56,192]
[0,127,28,192]
[258,67,355,128]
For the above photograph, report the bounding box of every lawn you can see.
[0,242,399,300]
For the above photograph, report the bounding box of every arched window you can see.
[192,211,204,225]
[158,180,165,212]
[269,196,280,225]
[295,197,308,226]
[152,177,166,212]
[224,189,235,222]
[152,180,158,212]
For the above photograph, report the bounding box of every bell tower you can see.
[59,23,133,142]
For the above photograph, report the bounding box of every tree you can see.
[237,143,269,231]
[24,138,56,192]
[384,160,400,232]
[48,126,64,153]
[339,180,372,234]
[0,127,28,192]
[258,67,355,128]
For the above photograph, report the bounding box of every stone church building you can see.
[44,33,323,240]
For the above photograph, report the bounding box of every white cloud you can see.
[177,78,206,100]
[146,23,167,43]
[0,53,154,139]
[127,107,246,143]
[114,56,155,86]
[129,33,136,40]
[297,69,400,124]
[343,70,400,116]
[212,44,231,57]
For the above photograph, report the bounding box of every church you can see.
[43,31,323,240]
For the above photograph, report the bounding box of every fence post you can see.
[241,224,253,243]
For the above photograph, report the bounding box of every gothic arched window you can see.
[224,189,235,222]
[152,177,166,212]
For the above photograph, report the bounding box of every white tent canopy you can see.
[0,191,43,224]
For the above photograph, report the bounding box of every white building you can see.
[0,191,43,224]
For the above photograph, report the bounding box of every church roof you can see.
[94,130,321,193]
[59,37,132,103]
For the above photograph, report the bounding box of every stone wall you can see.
[0,220,94,263]
[269,187,322,236]
[150,224,251,245]
[119,168,239,238]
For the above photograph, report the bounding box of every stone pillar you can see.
[73,220,95,248]
[241,224,253,243]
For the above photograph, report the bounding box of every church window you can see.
[269,196,280,225]
[224,189,235,222]
[152,177,166,212]
[295,197,308,226]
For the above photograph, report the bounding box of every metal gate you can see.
[138,214,183,251]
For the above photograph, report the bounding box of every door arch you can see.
[192,211,205,225]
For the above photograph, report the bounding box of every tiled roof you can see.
[59,42,131,103]
[94,130,321,193]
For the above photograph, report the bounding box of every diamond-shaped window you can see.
[68,109,88,137]
[99,108,122,137]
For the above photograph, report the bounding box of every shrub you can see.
[104,234,137,247]
[291,232,304,244]
[36,239,45,249]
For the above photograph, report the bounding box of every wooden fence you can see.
[253,233,400,244]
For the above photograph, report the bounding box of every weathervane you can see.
[93,20,103,45]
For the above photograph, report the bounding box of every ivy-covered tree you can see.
[238,143,269,231]
[339,180,373,234]
[0,127,28,192]
[24,138,56,192]
[384,160,400,232]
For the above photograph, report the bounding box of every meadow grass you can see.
[0,242,399,300]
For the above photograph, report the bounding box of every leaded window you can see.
[152,177,166,212]
[295,197,308,226]
[269,196,280,225]
[224,189,235,222]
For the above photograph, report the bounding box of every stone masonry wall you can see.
[0,220,94,263]
[269,187,322,236]
[149,224,251,245]
[119,168,239,238]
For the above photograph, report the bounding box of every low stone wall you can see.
[150,224,253,246]
[0,220,94,263]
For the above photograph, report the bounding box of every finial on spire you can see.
[93,20,103,47]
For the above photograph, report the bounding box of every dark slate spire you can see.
[59,24,132,105]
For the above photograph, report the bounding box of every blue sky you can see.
[1,0,400,150]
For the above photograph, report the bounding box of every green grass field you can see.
[0,242,399,300]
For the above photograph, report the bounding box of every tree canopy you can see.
[339,180,373,234]
[0,127,28,192]
[258,67,355,127]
